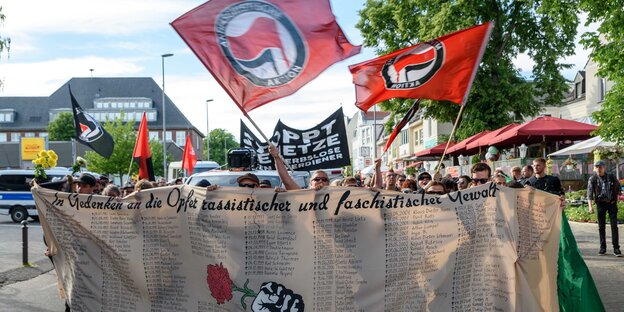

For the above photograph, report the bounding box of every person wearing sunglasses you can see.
[470,162,492,187]
[456,175,471,190]
[237,173,260,188]
[395,174,407,190]
[414,172,433,194]
[269,144,330,191]
[425,181,447,195]
[383,169,398,191]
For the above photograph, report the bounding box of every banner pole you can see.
[125,160,134,186]
[243,112,296,172]
[435,104,466,177]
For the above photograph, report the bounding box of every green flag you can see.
[557,211,605,311]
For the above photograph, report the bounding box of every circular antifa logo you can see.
[215,1,307,87]
[78,112,104,143]
[381,40,445,90]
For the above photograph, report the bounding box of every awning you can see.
[464,123,519,155]
[414,142,456,157]
[548,136,616,156]
[489,116,597,147]
[446,131,491,156]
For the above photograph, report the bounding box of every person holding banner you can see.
[269,144,329,191]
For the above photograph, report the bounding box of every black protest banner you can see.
[240,108,351,171]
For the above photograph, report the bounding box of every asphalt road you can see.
[0,214,621,311]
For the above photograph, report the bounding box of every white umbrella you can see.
[360,163,389,175]
[548,136,616,156]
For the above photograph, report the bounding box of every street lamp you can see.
[205,99,213,160]
[458,154,465,176]
[161,53,173,177]
[519,144,528,164]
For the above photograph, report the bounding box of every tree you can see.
[357,0,580,140]
[0,7,10,89]
[84,114,170,181]
[47,112,76,141]
[580,3,624,144]
[205,128,238,166]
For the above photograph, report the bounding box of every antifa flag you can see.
[70,86,114,158]
[240,108,350,171]
[133,112,155,181]
[350,22,493,111]
[181,135,197,175]
[171,0,360,113]
[384,100,421,153]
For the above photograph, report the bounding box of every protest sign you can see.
[240,108,351,171]
[33,183,561,311]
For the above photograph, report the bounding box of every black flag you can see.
[70,86,114,158]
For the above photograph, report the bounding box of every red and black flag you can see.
[181,134,197,175]
[70,86,114,158]
[384,100,421,153]
[350,22,493,111]
[171,0,360,113]
[133,112,155,181]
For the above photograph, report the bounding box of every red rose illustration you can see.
[207,263,233,304]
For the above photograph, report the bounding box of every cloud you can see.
[0,57,143,95]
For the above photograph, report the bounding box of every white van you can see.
[186,170,310,189]
[0,169,69,222]
[167,161,220,181]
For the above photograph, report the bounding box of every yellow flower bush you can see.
[32,149,58,181]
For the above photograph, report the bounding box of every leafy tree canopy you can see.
[47,112,76,141]
[205,128,239,166]
[357,0,580,140]
[0,7,10,89]
[581,2,624,144]
[85,114,170,180]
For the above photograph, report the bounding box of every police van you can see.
[0,169,69,223]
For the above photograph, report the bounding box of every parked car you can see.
[186,169,310,189]
[0,169,69,222]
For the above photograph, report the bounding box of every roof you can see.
[0,77,203,135]
[363,111,390,120]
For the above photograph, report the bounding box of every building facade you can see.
[348,110,389,173]
[0,77,204,168]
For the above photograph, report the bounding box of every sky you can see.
[0,0,596,140]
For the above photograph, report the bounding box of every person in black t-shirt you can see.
[587,160,621,256]
[526,158,564,196]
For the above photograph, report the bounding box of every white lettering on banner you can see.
[33,184,561,311]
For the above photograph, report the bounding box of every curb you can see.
[0,258,54,288]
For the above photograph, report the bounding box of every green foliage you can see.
[580,3,624,144]
[565,202,624,223]
[205,128,238,166]
[84,114,170,180]
[357,0,579,140]
[47,112,76,141]
[404,166,417,176]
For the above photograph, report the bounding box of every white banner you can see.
[33,183,561,311]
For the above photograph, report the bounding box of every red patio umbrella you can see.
[464,123,520,155]
[446,130,491,156]
[488,116,597,147]
[414,142,457,157]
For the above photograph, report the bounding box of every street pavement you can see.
[0,214,621,311]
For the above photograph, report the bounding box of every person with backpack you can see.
[587,160,621,256]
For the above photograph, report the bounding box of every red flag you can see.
[181,135,197,175]
[350,22,493,111]
[171,0,360,113]
[384,100,421,153]
[133,112,155,181]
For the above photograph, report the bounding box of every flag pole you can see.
[125,159,134,186]
[242,112,296,172]
[434,104,466,176]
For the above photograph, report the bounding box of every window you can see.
[575,82,583,98]
[176,132,186,146]
[39,132,48,138]
[400,129,409,145]
[149,131,159,141]
[418,129,424,145]
[0,133,6,142]
[414,131,419,146]
[165,131,172,142]
[24,132,35,138]
[11,133,20,142]
[147,112,156,121]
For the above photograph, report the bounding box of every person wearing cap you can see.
[73,173,97,194]
[122,183,135,197]
[237,173,260,188]
[588,160,621,256]
[259,180,272,189]
[415,171,433,193]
